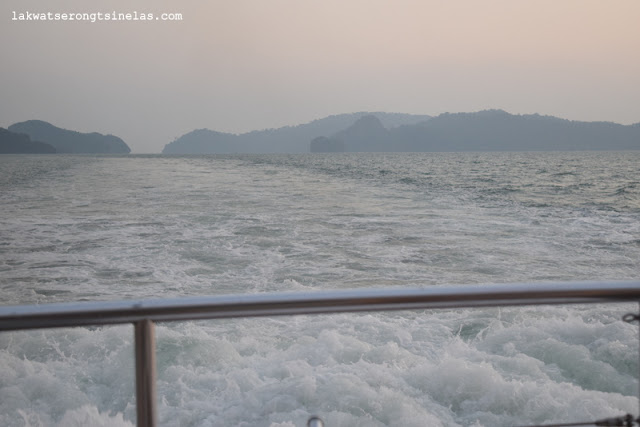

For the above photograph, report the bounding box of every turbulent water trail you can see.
[0,152,639,426]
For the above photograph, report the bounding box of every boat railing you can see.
[1,281,639,427]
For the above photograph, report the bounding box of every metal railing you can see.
[1,281,639,426]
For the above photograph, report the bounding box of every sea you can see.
[0,152,639,427]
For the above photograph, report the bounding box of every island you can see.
[8,120,131,154]
[0,128,56,154]
[312,110,640,152]
[310,136,345,152]
[162,112,431,154]
[165,110,640,154]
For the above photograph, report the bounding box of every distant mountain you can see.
[8,120,130,154]
[333,115,389,152]
[310,136,345,153]
[165,110,640,154]
[329,110,640,152]
[162,112,431,154]
[0,128,56,154]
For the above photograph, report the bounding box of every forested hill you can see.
[375,110,640,152]
[164,110,640,154]
[9,120,130,154]
[0,128,56,153]
[162,112,431,154]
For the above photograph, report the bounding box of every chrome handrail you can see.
[1,281,639,426]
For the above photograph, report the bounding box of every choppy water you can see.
[0,152,639,426]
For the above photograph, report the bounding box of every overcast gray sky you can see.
[2,0,639,153]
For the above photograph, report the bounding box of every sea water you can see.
[0,152,639,426]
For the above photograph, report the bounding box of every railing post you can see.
[135,319,157,427]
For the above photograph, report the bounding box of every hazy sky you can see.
[2,0,639,153]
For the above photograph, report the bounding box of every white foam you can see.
[2,153,640,425]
